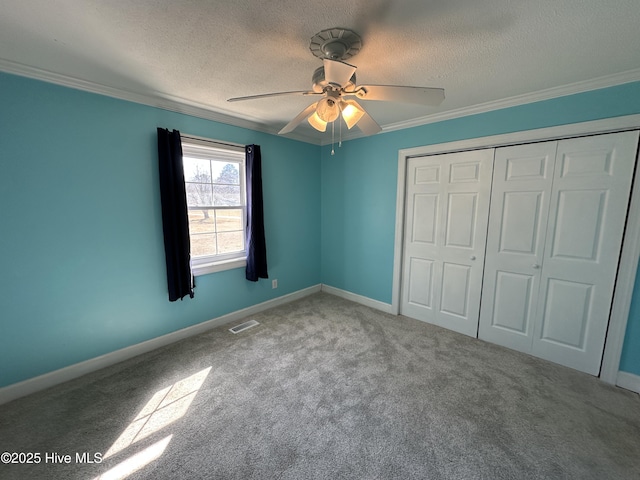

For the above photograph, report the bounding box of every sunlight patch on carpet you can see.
[92,435,172,480]
[102,367,211,461]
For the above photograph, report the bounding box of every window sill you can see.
[192,257,246,277]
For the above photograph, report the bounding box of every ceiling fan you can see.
[228,28,445,136]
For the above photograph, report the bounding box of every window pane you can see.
[186,183,212,206]
[213,185,241,206]
[183,157,212,183]
[182,140,246,264]
[216,209,243,232]
[190,233,217,257]
[188,210,216,235]
[217,231,244,254]
[211,161,240,185]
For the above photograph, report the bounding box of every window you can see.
[181,136,246,276]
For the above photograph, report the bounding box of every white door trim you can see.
[392,114,640,384]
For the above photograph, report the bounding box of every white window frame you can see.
[181,135,246,276]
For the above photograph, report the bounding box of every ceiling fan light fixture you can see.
[339,100,366,129]
[308,111,327,132]
[229,28,444,138]
[315,97,340,123]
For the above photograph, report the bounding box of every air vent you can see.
[229,319,260,334]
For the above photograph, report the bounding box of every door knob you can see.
[532,264,540,269]
[470,255,476,261]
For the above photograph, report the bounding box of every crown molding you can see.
[321,67,640,145]
[0,58,322,145]
[381,68,640,134]
[3,58,639,148]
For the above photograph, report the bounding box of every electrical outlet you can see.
[272,279,278,289]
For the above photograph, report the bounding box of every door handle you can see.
[470,255,476,261]
[532,264,540,269]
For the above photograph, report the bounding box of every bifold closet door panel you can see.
[531,131,639,375]
[401,149,493,337]
[480,130,639,375]
[478,141,558,352]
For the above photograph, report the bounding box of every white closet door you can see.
[480,131,639,375]
[478,142,558,351]
[401,149,493,337]
[531,131,639,375]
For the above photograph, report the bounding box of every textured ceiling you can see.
[1,0,640,143]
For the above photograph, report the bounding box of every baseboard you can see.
[0,284,322,405]
[321,284,395,314]
[616,371,640,394]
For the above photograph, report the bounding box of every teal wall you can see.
[0,73,321,388]
[2,71,639,389]
[320,81,640,375]
[620,266,640,376]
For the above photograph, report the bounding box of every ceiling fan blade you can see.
[278,102,319,134]
[349,100,381,135]
[323,59,357,87]
[228,91,320,102]
[350,85,445,106]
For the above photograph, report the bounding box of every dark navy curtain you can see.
[157,128,195,301]
[245,145,268,281]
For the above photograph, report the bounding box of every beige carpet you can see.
[1,292,639,479]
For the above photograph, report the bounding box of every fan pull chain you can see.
[331,120,335,155]
[339,116,342,148]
